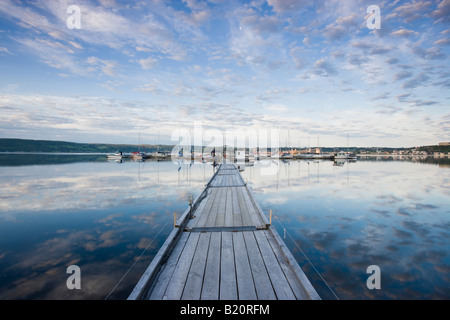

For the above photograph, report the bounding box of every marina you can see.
[128,162,320,300]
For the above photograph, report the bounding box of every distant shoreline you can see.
[0,152,107,155]
[0,138,449,155]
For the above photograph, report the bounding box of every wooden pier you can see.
[128,163,320,300]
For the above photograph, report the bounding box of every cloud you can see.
[323,24,348,42]
[1,0,195,74]
[240,14,283,34]
[312,58,337,77]
[392,0,433,23]
[413,46,446,60]
[86,56,118,76]
[289,47,305,69]
[347,53,369,66]
[228,7,286,69]
[391,29,419,37]
[322,13,362,42]
[0,47,12,55]
[431,0,450,23]
[12,37,84,75]
[394,71,413,81]
[266,0,311,13]
[138,57,158,70]
[434,38,450,46]
[0,0,448,148]
[385,57,399,65]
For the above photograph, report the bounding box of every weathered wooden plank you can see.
[242,231,277,300]
[263,229,309,299]
[241,187,264,227]
[236,173,243,186]
[196,188,218,228]
[246,184,270,226]
[147,231,191,299]
[182,232,211,300]
[230,172,236,186]
[220,232,237,300]
[253,230,296,300]
[163,232,201,300]
[206,186,223,227]
[227,173,232,186]
[210,174,218,187]
[215,186,227,227]
[236,185,253,226]
[201,232,221,300]
[232,187,243,227]
[224,187,233,226]
[233,232,257,300]
[265,228,321,300]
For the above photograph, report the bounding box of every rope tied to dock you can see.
[104,218,171,300]
[272,214,340,300]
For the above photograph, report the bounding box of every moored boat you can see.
[334,151,357,161]
[107,150,126,159]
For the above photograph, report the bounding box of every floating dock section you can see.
[128,163,320,300]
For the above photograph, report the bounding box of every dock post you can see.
[174,212,178,228]
[189,194,193,218]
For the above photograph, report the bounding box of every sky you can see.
[0,0,449,148]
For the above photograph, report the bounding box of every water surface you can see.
[242,157,450,299]
[0,154,448,299]
[0,154,212,299]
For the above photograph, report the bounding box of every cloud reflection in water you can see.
[243,158,450,299]
[0,157,211,299]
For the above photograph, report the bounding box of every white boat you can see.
[334,151,357,160]
[348,153,357,161]
[107,150,125,159]
[150,151,167,158]
[334,151,348,159]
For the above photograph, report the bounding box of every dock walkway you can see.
[128,163,320,300]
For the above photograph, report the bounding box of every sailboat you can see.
[131,133,147,160]
[150,131,166,158]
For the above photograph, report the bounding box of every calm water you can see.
[0,154,448,299]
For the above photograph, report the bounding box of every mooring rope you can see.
[104,218,171,300]
[272,214,340,300]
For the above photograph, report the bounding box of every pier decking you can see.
[128,163,320,300]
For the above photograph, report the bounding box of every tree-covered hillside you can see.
[0,138,174,153]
